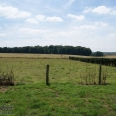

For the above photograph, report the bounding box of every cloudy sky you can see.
[0,0,116,52]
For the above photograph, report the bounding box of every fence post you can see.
[99,64,102,85]
[46,64,50,85]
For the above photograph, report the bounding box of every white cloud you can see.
[109,34,116,38]
[67,14,84,21]
[46,16,63,22]
[0,33,6,36]
[92,6,110,14]
[95,22,108,27]
[0,5,31,18]
[25,18,38,24]
[36,15,45,21]
[0,27,2,29]
[25,15,63,24]
[80,25,97,30]
[79,22,108,30]
[24,15,63,24]
[84,6,116,15]
[17,12,31,18]
[19,28,49,34]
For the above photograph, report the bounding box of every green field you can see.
[0,54,116,116]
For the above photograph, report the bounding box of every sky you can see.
[0,0,116,52]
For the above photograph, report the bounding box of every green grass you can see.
[0,57,116,116]
[0,58,84,84]
[0,83,116,116]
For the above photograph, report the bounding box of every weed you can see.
[0,69,14,86]
[80,63,109,85]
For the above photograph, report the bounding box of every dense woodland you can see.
[0,45,92,56]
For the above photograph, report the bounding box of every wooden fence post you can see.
[99,64,102,85]
[46,65,50,85]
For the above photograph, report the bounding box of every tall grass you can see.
[0,69,14,86]
[79,63,109,85]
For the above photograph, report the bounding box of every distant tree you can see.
[0,45,92,56]
[3,47,8,53]
[0,47,3,53]
[84,48,92,56]
[92,51,104,56]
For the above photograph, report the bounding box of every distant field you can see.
[103,55,116,58]
[0,53,70,58]
[0,53,116,58]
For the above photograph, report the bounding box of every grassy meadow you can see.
[0,54,116,116]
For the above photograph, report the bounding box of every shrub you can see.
[69,56,116,67]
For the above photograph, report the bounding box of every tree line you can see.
[0,45,92,56]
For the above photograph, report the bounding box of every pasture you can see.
[0,53,116,58]
[0,54,116,116]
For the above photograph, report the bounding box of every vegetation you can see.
[0,45,92,56]
[0,53,71,59]
[0,55,116,116]
[79,64,108,85]
[1,83,116,116]
[0,69,14,86]
[69,56,116,67]
[92,51,104,57]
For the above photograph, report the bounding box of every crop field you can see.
[0,53,71,59]
[0,54,116,116]
[0,53,116,58]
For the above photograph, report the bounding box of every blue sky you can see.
[0,0,116,52]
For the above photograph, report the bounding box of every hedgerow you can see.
[69,56,116,67]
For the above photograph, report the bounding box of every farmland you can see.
[0,54,116,116]
[0,53,116,58]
